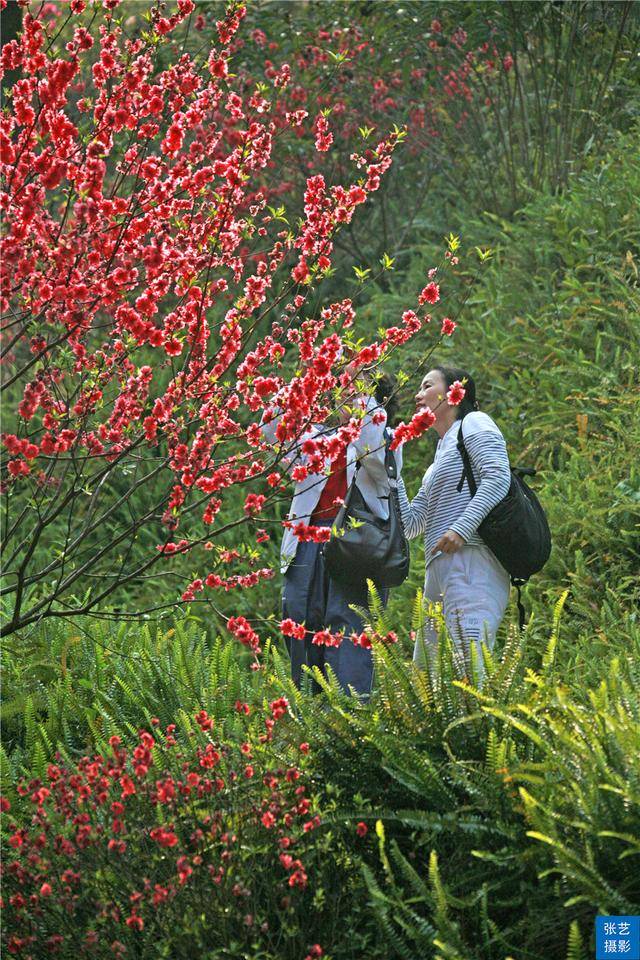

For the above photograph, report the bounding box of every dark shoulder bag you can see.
[323,429,410,590]
[457,418,552,627]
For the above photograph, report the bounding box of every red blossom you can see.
[280,618,307,640]
[418,281,440,305]
[313,113,333,152]
[269,697,289,720]
[305,945,324,959]
[441,316,457,336]
[243,493,266,517]
[195,710,214,731]
[390,408,437,449]
[447,380,466,406]
[311,628,343,648]
[126,911,144,931]
[4,692,330,954]
[290,523,332,543]
[150,826,179,848]
[227,616,261,653]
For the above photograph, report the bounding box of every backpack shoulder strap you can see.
[456,418,478,496]
[383,426,398,481]
[513,579,527,630]
[353,425,395,479]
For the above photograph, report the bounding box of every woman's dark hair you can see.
[373,372,399,425]
[432,365,479,420]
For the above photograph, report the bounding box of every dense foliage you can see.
[2,608,639,958]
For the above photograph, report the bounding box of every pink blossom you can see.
[447,381,466,406]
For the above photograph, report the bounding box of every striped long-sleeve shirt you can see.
[397,411,511,568]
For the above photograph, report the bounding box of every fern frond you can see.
[566,920,585,960]
[543,588,569,674]
[428,850,448,920]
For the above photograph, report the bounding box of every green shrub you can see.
[273,609,640,958]
[2,691,379,960]
[3,596,639,959]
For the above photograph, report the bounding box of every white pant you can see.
[413,545,510,676]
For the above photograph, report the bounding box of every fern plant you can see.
[288,590,640,959]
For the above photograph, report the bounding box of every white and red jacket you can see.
[260,396,402,573]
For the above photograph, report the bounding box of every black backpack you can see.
[323,430,410,590]
[457,418,551,627]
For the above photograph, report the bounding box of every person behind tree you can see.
[260,366,400,696]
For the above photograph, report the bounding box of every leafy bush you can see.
[1,614,261,782]
[2,694,377,960]
[4,610,638,959]
[275,611,640,959]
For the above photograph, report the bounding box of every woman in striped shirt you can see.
[397,365,512,676]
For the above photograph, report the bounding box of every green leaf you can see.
[353,265,371,282]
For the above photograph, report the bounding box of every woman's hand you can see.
[432,529,465,555]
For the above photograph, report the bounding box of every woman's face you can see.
[415,369,447,415]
